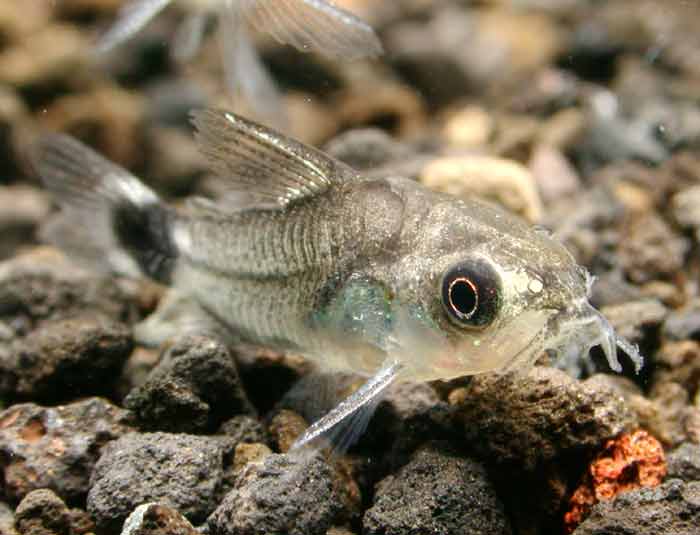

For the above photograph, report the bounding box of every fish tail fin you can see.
[32,134,179,284]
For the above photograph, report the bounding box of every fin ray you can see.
[237,0,383,60]
[32,134,178,283]
[191,109,359,209]
[96,0,174,53]
[291,360,402,454]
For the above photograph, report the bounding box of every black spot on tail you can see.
[112,200,178,284]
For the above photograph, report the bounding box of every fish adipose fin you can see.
[191,109,360,209]
[236,0,383,60]
[32,134,178,284]
[291,360,402,454]
[96,0,174,53]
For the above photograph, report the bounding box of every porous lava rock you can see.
[572,479,700,535]
[451,367,637,470]
[87,432,231,533]
[363,442,512,535]
[0,398,133,503]
[207,450,352,535]
[124,335,253,433]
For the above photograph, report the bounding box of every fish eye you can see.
[441,260,501,328]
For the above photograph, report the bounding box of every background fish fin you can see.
[218,8,287,130]
[236,0,382,60]
[32,134,178,283]
[172,13,208,63]
[134,291,233,347]
[191,108,360,208]
[291,360,402,454]
[96,0,174,53]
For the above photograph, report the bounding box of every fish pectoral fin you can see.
[291,359,403,454]
[235,0,383,60]
[134,291,232,347]
[190,109,360,210]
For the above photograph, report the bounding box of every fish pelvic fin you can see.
[191,108,360,210]
[32,134,179,284]
[291,359,402,455]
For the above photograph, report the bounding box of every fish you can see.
[32,109,643,452]
[95,0,383,124]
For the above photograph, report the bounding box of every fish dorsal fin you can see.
[191,109,360,209]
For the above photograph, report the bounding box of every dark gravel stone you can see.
[216,415,268,446]
[667,443,700,482]
[124,336,254,433]
[0,398,133,503]
[0,249,136,334]
[653,340,700,400]
[365,381,453,464]
[572,479,700,535]
[363,442,512,535]
[14,489,72,535]
[618,213,689,284]
[120,503,198,535]
[662,300,700,341]
[276,373,451,458]
[452,367,637,470]
[324,128,413,170]
[207,450,351,535]
[87,432,229,533]
[0,315,133,403]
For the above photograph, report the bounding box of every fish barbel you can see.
[32,109,643,451]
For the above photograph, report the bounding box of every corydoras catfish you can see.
[32,109,642,451]
[96,0,382,124]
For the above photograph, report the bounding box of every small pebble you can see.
[88,432,229,532]
[208,450,352,535]
[572,479,700,535]
[0,398,132,503]
[120,503,198,535]
[363,442,512,535]
[421,155,543,222]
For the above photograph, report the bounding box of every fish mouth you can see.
[544,301,644,374]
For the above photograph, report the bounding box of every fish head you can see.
[387,191,642,381]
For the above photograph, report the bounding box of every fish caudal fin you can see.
[32,134,178,284]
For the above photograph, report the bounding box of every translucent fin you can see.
[172,13,208,63]
[236,0,383,60]
[291,360,402,454]
[190,108,359,208]
[218,7,287,130]
[96,0,174,53]
[134,291,231,347]
[32,134,178,283]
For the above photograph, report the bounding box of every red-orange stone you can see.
[563,430,667,533]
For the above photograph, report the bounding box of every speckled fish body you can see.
[33,109,642,449]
